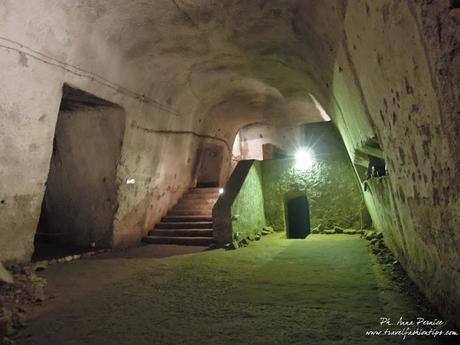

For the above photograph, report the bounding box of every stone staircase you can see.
[142,187,219,246]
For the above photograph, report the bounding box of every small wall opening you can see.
[353,137,388,194]
[33,85,126,261]
[285,193,310,239]
[195,143,224,187]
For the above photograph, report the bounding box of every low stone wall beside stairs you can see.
[213,160,267,246]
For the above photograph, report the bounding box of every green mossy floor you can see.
[19,235,443,345]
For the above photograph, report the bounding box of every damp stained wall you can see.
[196,143,225,187]
[230,161,266,242]
[222,123,364,243]
[261,123,365,233]
[0,1,212,262]
[0,0,458,325]
[42,105,125,248]
[328,1,460,324]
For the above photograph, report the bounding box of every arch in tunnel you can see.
[0,0,458,325]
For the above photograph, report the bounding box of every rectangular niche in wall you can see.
[33,85,126,260]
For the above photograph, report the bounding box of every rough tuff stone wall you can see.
[42,105,125,248]
[0,0,458,325]
[230,161,266,242]
[261,123,364,232]
[262,158,364,233]
[213,160,264,245]
[0,1,209,262]
[0,0,326,263]
[221,123,364,241]
[195,143,225,187]
[329,1,460,325]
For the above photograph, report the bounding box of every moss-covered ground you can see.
[17,235,446,345]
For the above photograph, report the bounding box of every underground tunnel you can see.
[0,1,459,344]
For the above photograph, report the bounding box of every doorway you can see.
[33,85,126,261]
[285,194,310,239]
[196,143,224,187]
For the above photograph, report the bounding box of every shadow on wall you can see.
[33,85,126,261]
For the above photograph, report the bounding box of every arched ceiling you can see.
[55,0,347,134]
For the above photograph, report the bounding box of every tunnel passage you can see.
[285,194,310,239]
[195,143,224,188]
[0,0,458,329]
[33,85,126,261]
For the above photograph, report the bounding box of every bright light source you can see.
[295,149,314,171]
[126,178,136,185]
[219,188,224,195]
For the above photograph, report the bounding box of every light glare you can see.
[295,149,314,171]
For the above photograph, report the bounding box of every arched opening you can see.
[33,85,126,261]
[231,122,308,164]
[285,193,310,239]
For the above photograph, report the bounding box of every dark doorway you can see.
[286,194,310,239]
[196,144,224,187]
[33,85,126,261]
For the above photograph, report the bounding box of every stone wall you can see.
[262,157,364,233]
[0,2,208,262]
[328,1,460,325]
[41,104,125,248]
[216,122,364,244]
[213,160,266,245]
[195,143,225,187]
[0,0,458,325]
[261,123,365,232]
[230,161,266,242]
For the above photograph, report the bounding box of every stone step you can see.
[161,216,213,222]
[142,236,214,246]
[168,209,212,216]
[178,199,218,206]
[189,187,221,194]
[173,203,213,211]
[182,193,219,200]
[149,229,213,237]
[155,221,213,229]
[180,197,217,204]
[174,202,215,210]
